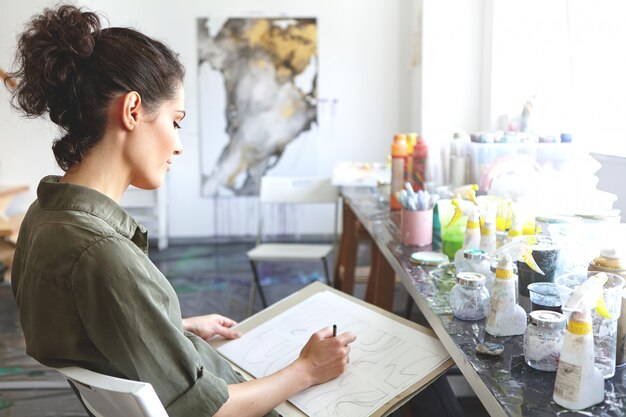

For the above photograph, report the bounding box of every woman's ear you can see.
[121,91,142,131]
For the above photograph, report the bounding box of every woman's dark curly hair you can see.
[10,5,185,170]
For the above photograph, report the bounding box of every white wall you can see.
[0,0,64,212]
[420,0,488,184]
[0,0,419,237]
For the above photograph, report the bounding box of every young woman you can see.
[9,5,355,416]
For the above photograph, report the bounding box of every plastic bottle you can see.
[449,132,469,187]
[390,134,408,210]
[485,255,528,337]
[495,199,510,249]
[480,212,497,254]
[506,211,523,245]
[463,207,481,250]
[454,208,481,269]
[432,202,442,251]
[412,135,428,191]
[443,199,473,260]
[405,133,418,189]
[553,273,610,410]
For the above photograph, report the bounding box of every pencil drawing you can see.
[217,291,449,417]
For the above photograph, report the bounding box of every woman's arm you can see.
[182,314,241,340]
[214,327,356,417]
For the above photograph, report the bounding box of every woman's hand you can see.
[182,314,241,341]
[295,327,357,386]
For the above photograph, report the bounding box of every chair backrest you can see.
[57,367,168,417]
[257,176,339,244]
[260,177,338,204]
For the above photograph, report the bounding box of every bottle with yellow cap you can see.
[454,207,481,269]
[505,210,523,245]
[485,254,528,336]
[479,210,497,254]
[553,273,610,410]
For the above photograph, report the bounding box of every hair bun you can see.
[11,5,101,117]
[51,5,100,58]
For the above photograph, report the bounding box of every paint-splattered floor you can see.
[0,241,487,417]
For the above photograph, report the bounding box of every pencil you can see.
[332,324,337,337]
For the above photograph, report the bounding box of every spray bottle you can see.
[495,199,511,249]
[553,273,611,410]
[485,254,529,336]
[444,198,477,261]
[454,184,479,205]
[480,209,497,254]
[454,206,481,268]
[445,198,477,231]
[506,210,523,245]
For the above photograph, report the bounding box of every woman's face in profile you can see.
[125,84,185,190]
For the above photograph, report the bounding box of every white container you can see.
[553,316,604,410]
[485,256,527,337]
[556,271,625,378]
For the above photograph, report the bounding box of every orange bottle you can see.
[391,134,408,210]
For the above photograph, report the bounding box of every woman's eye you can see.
[173,121,182,129]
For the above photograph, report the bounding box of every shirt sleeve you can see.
[71,235,229,417]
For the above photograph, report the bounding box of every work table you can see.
[339,186,626,417]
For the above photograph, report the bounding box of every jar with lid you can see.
[459,249,491,276]
[523,310,566,371]
[589,248,626,279]
[449,272,489,320]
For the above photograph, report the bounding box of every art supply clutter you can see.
[396,183,436,211]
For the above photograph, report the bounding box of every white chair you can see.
[247,176,339,314]
[57,367,168,417]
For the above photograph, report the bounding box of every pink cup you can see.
[401,208,433,246]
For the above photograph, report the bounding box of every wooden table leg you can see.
[365,243,395,311]
[334,201,359,295]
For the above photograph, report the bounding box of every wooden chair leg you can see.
[248,260,268,316]
[322,257,332,286]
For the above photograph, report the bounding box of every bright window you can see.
[490,0,626,157]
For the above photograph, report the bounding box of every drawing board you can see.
[211,282,452,417]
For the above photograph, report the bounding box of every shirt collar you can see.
[37,175,148,253]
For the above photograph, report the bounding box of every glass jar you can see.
[449,272,489,320]
[523,310,566,371]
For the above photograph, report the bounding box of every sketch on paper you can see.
[197,17,318,196]
[217,291,449,417]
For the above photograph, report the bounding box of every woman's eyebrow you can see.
[175,110,187,120]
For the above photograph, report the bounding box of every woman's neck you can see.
[59,144,131,203]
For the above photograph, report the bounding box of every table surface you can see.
[341,186,626,417]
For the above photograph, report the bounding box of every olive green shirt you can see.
[12,176,278,417]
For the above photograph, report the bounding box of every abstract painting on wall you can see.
[198,17,318,197]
